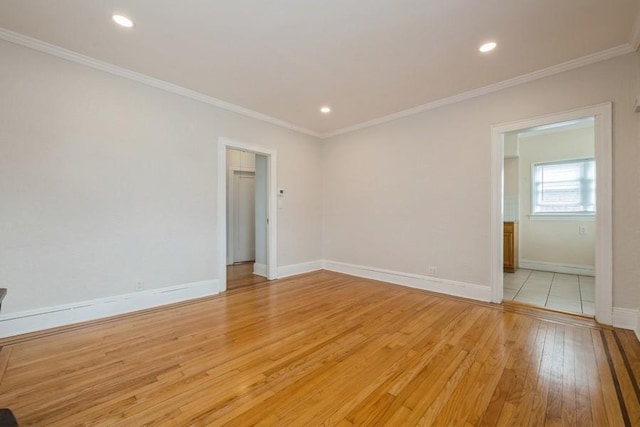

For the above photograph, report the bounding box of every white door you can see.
[233,171,256,262]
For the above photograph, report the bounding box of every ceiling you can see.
[1,1,639,137]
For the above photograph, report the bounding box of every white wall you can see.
[517,127,595,270]
[503,158,519,199]
[503,134,519,222]
[0,39,323,316]
[503,160,519,222]
[503,133,519,158]
[323,52,640,309]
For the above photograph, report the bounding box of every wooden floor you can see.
[1,270,639,426]
[227,262,268,291]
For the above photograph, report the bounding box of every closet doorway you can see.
[226,149,256,265]
[217,138,278,292]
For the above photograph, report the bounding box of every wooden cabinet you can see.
[503,222,518,273]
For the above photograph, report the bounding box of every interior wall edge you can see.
[612,307,640,337]
[277,260,324,278]
[0,279,219,339]
[518,260,596,277]
[253,263,267,277]
[2,266,637,339]
[323,260,492,302]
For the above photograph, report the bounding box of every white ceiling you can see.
[1,1,639,136]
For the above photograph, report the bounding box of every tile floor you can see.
[503,269,595,315]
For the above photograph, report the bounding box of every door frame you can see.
[490,102,612,324]
[217,137,277,292]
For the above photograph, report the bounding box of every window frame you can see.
[529,157,596,220]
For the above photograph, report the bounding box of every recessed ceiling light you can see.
[320,106,331,114]
[112,14,134,28]
[479,41,497,53]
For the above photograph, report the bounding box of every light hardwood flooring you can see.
[227,262,268,291]
[1,270,639,426]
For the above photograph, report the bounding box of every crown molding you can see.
[1,26,635,141]
[321,43,635,139]
[0,27,321,138]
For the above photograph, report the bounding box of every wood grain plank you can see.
[574,326,593,427]
[604,329,640,425]
[477,313,531,426]
[0,347,12,387]
[592,329,627,426]
[521,320,557,426]
[502,321,549,426]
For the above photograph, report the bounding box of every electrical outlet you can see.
[427,266,438,277]
[135,281,144,291]
[579,226,587,235]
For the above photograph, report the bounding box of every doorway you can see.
[501,119,595,315]
[491,103,613,324]
[233,171,255,263]
[217,137,278,293]
[226,149,257,265]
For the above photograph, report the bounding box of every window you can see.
[532,158,595,215]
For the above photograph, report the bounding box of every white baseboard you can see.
[253,263,267,277]
[323,260,491,302]
[612,307,640,339]
[519,259,595,276]
[0,279,219,339]
[277,260,323,278]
